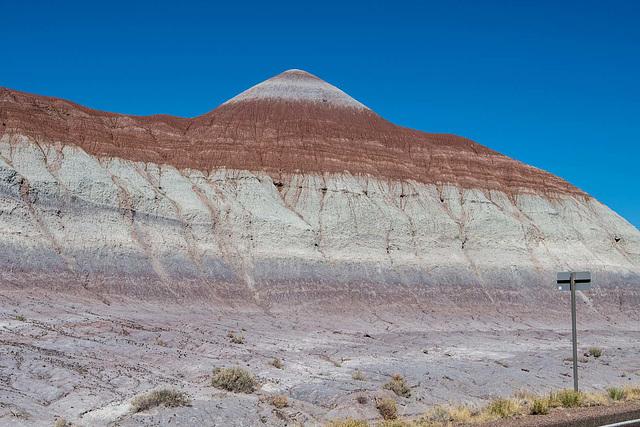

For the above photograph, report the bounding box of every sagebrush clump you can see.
[383,373,411,398]
[211,367,256,393]
[130,389,191,412]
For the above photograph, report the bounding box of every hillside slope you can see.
[0,70,638,311]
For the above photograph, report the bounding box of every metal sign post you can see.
[557,271,591,392]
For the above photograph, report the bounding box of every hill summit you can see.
[222,69,369,109]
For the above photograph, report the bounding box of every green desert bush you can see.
[549,389,584,408]
[384,373,411,398]
[608,387,627,400]
[211,367,255,393]
[485,397,520,417]
[130,389,191,412]
[376,397,398,420]
[560,390,584,407]
[530,398,549,415]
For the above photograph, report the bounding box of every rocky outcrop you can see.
[0,70,638,311]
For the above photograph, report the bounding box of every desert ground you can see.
[1,289,639,426]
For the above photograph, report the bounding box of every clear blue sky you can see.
[2,1,639,228]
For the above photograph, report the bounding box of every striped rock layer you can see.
[0,70,638,312]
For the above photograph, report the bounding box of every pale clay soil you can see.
[1,289,639,426]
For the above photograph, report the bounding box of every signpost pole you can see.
[557,270,590,392]
[570,272,579,392]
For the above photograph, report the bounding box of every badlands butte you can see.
[0,70,639,425]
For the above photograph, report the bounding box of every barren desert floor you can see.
[1,290,639,426]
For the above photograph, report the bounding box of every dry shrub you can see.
[352,371,367,381]
[427,405,451,423]
[484,397,521,418]
[226,331,245,344]
[512,388,536,411]
[267,394,289,408]
[513,388,534,400]
[449,406,474,422]
[356,394,368,404]
[326,419,367,427]
[421,405,480,424]
[211,367,255,393]
[583,392,610,407]
[384,373,411,398]
[130,389,191,412]
[377,397,398,420]
[380,421,410,426]
[624,386,640,400]
[589,347,604,358]
[269,358,284,369]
